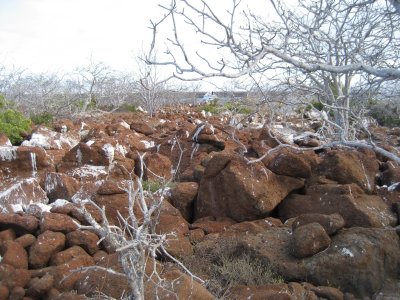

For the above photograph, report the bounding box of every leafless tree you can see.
[147,0,400,162]
[135,51,171,117]
[75,58,112,113]
[70,151,203,299]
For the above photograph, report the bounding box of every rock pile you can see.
[0,107,399,299]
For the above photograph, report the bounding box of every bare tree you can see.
[135,51,170,117]
[147,0,400,161]
[75,58,112,113]
[71,151,203,299]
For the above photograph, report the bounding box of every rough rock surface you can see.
[196,153,305,221]
[0,108,399,299]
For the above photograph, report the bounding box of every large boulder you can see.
[196,153,305,222]
[318,149,379,193]
[279,183,397,228]
[169,182,199,221]
[263,147,319,178]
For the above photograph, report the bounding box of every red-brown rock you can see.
[196,153,304,222]
[26,274,54,299]
[1,241,29,269]
[190,216,236,234]
[169,182,199,221]
[44,172,80,201]
[292,213,345,235]
[264,147,319,178]
[40,213,78,233]
[65,230,99,255]
[0,284,9,300]
[29,231,66,269]
[130,122,154,136]
[279,183,397,227]
[50,246,92,266]
[0,264,31,289]
[318,149,379,193]
[15,234,36,249]
[0,214,39,234]
[0,179,48,213]
[142,153,173,181]
[291,223,331,258]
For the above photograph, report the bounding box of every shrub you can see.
[368,102,400,127]
[212,253,284,288]
[30,112,54,126]
[202,99,221,114]
[223,101,253,114]
[0,109,32,144]
[120,103,138,112]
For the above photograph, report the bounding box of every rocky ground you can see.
[0,105,399,299]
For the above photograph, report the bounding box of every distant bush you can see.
[201,100,253,115]
[30,112,54,126]
[202,99,221,114]
[369,102,400,127]
[0,109,32,144]
[119,103,138,112]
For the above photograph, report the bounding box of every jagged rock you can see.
[44,172,80,201]
[0,228,16,245]
[318,149,379,193]
[21,126,79,151]
[142,152,173,181]
[279,183,397,227]
[50,256,95,291]
[0,284,9,300]
[0,146,52,177]
[291,223,331,258]
[196,153,305,222]
[0,178,49,213]
[292,213,345,235]
[169,182,199,221]
[29,231,66,268]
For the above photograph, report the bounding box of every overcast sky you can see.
[0,0,168,73]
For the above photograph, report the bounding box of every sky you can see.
[0,0,167,73]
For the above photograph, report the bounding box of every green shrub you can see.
[30,112,54,126]
[306,100,324,111]
[202,99,221,114]
[0,94,15,110]
[142,180,174,193]
[120,103,138,112]
[223,101,252,114]
[369,102,400,127]
[0,109,32,144]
